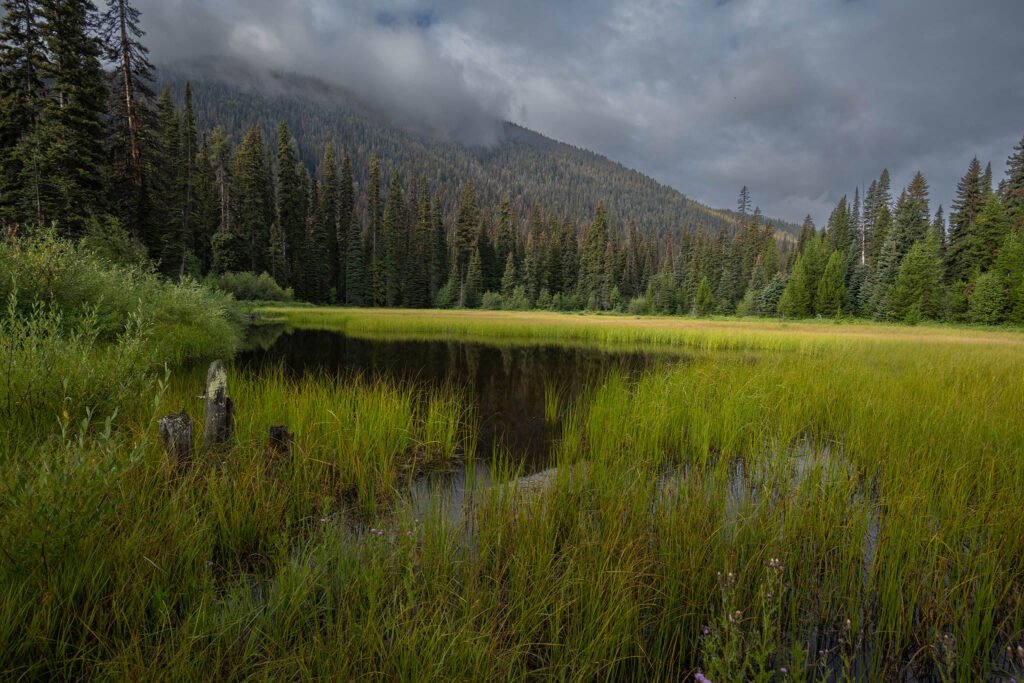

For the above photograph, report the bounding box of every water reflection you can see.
[237,327,678,469]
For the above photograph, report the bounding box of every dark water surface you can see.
[238,327,681,470]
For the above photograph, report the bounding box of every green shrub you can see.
[0,231,239,366]
[206,271,294,302]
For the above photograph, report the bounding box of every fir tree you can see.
[888,232,943,321]
[231,125,272,272]
[320,144,339,300]
[1002,136,1024,230]
[275,122,303,286]
[816,250,847,316]
[0,0,47,225]
[500,250,517,299]
[737,185,751,219]
[100,0,153,222]
[947,158,986,282]
[692,275,714,316]
[34,0,109,234]
[381,170,404,306]
[778,253,811,318]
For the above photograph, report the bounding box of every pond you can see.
[238,326,682,473]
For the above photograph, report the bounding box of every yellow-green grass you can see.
[260,305,1024,353]
[3,307,1024,679]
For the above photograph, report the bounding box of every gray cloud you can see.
[136,0,1024,223]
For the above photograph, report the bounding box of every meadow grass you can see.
[261,305,1024,353]
[3,303,1024,680]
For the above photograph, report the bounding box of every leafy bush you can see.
[206,271,294,302]
[0,230,239,365]
[0,232,240,447]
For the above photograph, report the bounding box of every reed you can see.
[3,304,1024,680]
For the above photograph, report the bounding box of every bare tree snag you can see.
[204,360,234,449]
[159,411,193,467]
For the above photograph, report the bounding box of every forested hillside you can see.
[156,61,767,240]
[1,0,1022,322]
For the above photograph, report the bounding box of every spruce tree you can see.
[1003,136,1024,230]
[778,253,811,318]
[888,232,943,322]
[692,275,715,316]
[100,0,154,235]
[303,179,331,303]
[275,122,303,286]
[464,246,483,308]
[579,202,610,308]
[231,125,272,272]
[947,158,985,282]
[500,250,517,299]
[338,151,356,302]
[964,195,1010,274]
[452,183,480,292]
[0,0,46,225]
[429,196,447,299]
[34,0,109,234]
[381,171,404,307]
[320,144,339,300]
[816,250,847,316]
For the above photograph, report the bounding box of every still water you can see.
[238,326,679,470]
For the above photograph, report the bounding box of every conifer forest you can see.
[2,1,1024,681]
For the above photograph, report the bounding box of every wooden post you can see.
[159,411,193,467]
[204,360,234,450]
[268,425,294,463]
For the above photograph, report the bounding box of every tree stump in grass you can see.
[268,426,294,463]
[159,411,193,467]
[204,360,234,450]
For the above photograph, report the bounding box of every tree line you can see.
[2,0,1022,323]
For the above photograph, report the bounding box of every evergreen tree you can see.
[380,171,404,306]
[692,275,714,316]
[320,144,339,300]
[275,122,303,286]
[338,151,356,302]
[579,202,610,309]
[778,252,812,318]
[231,125,272,272]
[969,270,1006,325]
[816,250,847,316]
[947,158,986,282]
[100,0,154,234]
[367,154,384,305]
[0,0,47,225]
[429,196,447,299]
[500,250,517,299]
[452,183,479,295]
[1003,136,1024,230]
[464,246,483,308]
[268,218,287,284]
[737,185,751,219]
[888,232,943,321]
[303,179,331,303]
[33,0,109,234]
[964,195,1010,274]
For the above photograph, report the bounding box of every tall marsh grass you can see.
[3,299,1024,679]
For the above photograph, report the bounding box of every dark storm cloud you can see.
[136,0,1024,223]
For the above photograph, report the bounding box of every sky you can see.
[136,0,1024,225]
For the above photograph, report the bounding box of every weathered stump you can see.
[204,360,234,450]
[268,426,294,463]
[159,411,193,467]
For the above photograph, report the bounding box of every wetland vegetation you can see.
[4,240,1024,679]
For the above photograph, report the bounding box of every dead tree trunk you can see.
[204,360,234,450]
[159,411,193,467]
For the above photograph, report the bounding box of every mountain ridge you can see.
[158,59,801,239]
